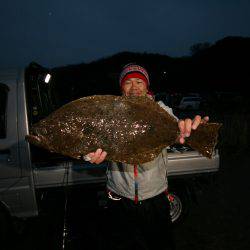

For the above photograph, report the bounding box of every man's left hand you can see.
[178,115,209,144]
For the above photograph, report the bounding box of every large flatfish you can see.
[26,95,222,164]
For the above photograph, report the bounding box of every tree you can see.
[190,42,211,56]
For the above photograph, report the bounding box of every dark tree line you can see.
[27,36,250,111]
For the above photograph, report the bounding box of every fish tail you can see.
[185,123,222,158]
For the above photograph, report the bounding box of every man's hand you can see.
[178,115,209,144]
[84,148,107,164]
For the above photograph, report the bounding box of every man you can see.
[86,64,208,250]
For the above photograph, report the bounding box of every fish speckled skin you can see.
[26,95,222,164]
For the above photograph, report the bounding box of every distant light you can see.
[44,74,51,83]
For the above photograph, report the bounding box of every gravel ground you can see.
[9,146,250,250]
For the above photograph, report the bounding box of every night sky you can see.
[1,0,250,68]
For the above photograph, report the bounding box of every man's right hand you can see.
[84,148,107,164]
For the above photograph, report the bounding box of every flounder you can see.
[26,95,222,164]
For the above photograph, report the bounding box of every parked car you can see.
[178,96,202,110]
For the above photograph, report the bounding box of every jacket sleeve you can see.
[157,101,179,121]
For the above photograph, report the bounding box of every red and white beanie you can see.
[119,64,150,89]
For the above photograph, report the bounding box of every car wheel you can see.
[168,187,191,224]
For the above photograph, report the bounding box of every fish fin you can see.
[110,145,165,164]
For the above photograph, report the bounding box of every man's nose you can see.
[131,81,138,88]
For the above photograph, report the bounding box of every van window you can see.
[25,66,56,125]
[0,83,9,138]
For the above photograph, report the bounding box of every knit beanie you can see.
[119,64,150,88]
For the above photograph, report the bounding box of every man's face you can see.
[122,78,148,97]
